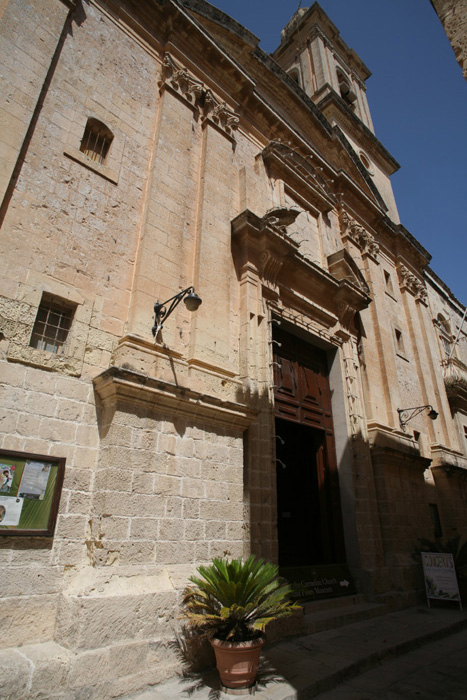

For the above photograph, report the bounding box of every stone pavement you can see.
[123,605,467,699]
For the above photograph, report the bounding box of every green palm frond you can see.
[181,555,300,642]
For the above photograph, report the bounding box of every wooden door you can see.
[273,328,345,565]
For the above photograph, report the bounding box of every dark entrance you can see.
[273,327,345,567]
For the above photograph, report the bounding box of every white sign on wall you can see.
[421,552,462,610]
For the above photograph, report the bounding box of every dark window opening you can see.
[394,328,406,356]
[336,69,357,107]
[288,68,301,86]
[384,269,394,294]
[80,118,113,165]
[429,503,443,539]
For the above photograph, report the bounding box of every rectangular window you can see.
[384,269,394,295]
[30,296,74,354]
[394,327,406,357]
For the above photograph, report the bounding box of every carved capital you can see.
[159,53,240,140]
[202,91,239,137]
[339,210,379,261]
[159,52,204,105]
[397,264,427,304]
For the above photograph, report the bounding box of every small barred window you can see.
[80,118,113,165]
[30,296,74,354]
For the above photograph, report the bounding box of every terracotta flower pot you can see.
[210,637,264,689]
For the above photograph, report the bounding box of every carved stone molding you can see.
[231,209,299,289]
[159,53,240,139]
[203,89,239,137]
[159,52,204,104]
[262,207,300,235]
[397,264,428,304]
[261,141,337,212]
[327,248,371,296]
[231,209,370,332]
[339,210,379,261]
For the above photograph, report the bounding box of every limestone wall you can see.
[0,1,466,698]
[431,0,467,80]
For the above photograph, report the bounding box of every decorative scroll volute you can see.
[339,210,379,261]
[159,53,240,139]
[397,264,428,304]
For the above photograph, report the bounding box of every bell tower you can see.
[273,3,374,130]
[272,3,400,222]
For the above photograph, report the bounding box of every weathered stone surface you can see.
[0,649,31,700]
[0,596,57,648]
[0,0,466,698]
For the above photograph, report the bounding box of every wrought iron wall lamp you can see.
[152,286,202,340]
[397,405,438,432]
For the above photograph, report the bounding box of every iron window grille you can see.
[79,118,113,165]
[30,298,74,354]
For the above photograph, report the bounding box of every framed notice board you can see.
[0,448,65,537]
[421,551,462,611]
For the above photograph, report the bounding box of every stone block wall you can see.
[91,405,245,567]
[431,0,467,81]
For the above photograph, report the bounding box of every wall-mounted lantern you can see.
[397,405,438,432]
[152,286,202,340]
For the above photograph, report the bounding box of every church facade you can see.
[0,1,466,697]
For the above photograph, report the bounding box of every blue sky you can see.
[207,1,467,303]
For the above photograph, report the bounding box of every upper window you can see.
[80,118,113,165]
[288,68,301,87]
[436,314,453,359]
[394,327,407,359]
[30,296,75,354]
[336,68,357,107]
[384,269,394,295]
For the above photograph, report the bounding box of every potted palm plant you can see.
[181,554,299,690]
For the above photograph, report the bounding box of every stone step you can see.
[301,593,368,615]
[302,600,388,634]
[266,594,388,643]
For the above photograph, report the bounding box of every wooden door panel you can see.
[299,365,323,409]
[274,356,299,402]
[275,401,301,422]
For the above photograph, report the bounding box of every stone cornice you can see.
[261,141,337,213]
[333,127,389,212]
[231,208,370,333]
[430,444,467,472]
[179,0,259,48]
[425,267,465,314]
[93,366,258,430]
[319,96,400,174]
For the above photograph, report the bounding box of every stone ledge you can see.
[93,366,258,430]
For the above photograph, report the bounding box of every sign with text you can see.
[421,552,462,609]
[0,449,65,537]
[281,564,357,601]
